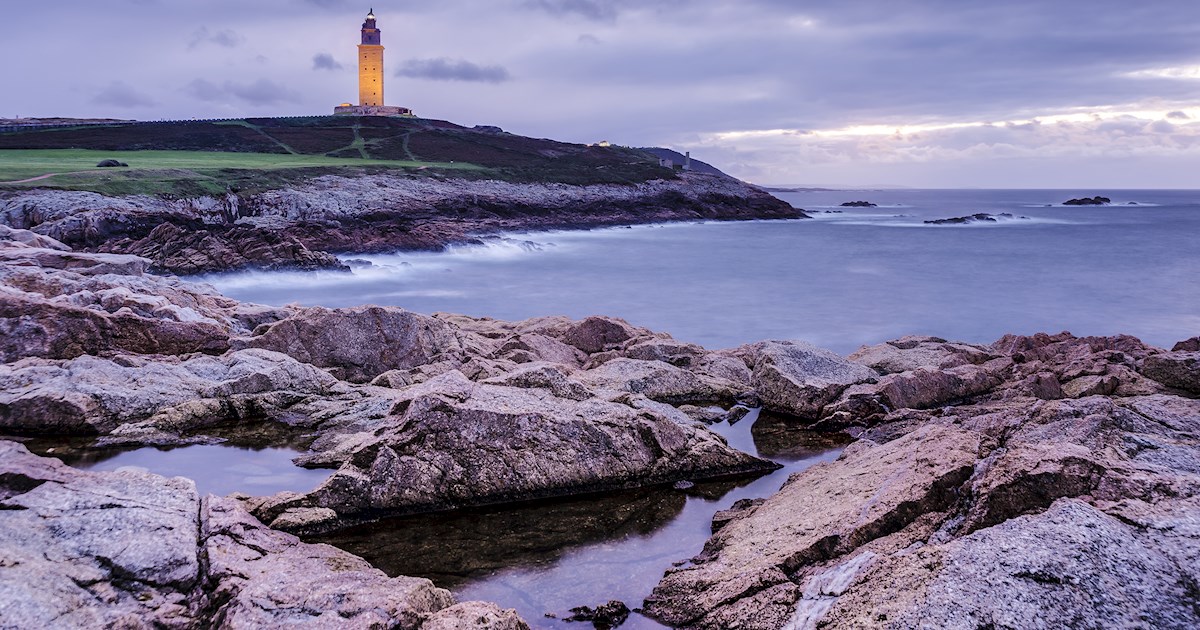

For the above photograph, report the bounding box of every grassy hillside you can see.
[0,149,474,196]
[0,116,673,195]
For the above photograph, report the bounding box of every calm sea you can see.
[205,189,1200,354]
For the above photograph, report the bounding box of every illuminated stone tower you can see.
[358,9,384,106]
[334,9,413,116]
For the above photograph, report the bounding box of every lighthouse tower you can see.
[334,9,414,116]
[358,9,384,106]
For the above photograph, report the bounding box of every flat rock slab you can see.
[643,390,1200,630]
[0,441,527,628]
[817,499,1200,629]
[643,425,980,628]
[259,370,777,528]
[0,349,337,436]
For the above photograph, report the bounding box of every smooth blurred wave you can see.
[203,189,1200,354]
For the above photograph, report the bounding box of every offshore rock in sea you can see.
[642,333,1200,629]
[923,212,1019,225]
[0,440,526,628]
[1063,195,1112,206]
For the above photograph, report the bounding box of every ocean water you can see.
[60,443,331,497]
[205,189,1200,354]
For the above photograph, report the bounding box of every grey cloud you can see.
[518,0,1200,137]
[188,27,243,50]
[577,34,602,45]
[524,0,618,22]
[1167,111,1190,120]
[1148,120,1176,134]
[224,79,300,105]
[185,79,225,102]
[395,58,511,83]
[313,53,343,71]
[92,81,156,108]
[185,78,299,105]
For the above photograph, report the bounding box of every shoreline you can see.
[0,170,806,275]
[1,224,1198,628]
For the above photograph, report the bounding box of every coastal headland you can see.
[0,117,802,274]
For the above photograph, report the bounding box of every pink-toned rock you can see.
[577,357,741,404]
[646,389,1200,629]
[257,370,776,526]
[1142,351,1200,393]
[643,425,980,627]
[816,499,1200,630]
[0,293,230,362]
[492,332,586,367]
[624,338,705,366]
[849,335,997,374]
[0,441,528,628]
[738,340,877,419]
[203,496,456,629]
[1172,336,1200,352]
[240,305,490,383]
[561,316,642,354]
[422,602,530,630]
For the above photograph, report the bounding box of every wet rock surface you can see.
[1063,195,1112,205]
[0,440,524,628]
[643,332,1200,629]
[564,600,631,629]
[0,171,804,274]
[251,369,776,528]
[923,212,1022,224]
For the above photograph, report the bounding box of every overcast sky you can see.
[4,0,1200,187]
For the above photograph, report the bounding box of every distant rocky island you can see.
[1063,195,1112,206]
[924,212,1026,225]
[2,223,1198,628]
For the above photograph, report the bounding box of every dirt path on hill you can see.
[0,171,91,184]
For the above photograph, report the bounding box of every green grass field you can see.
[0,149,484,196]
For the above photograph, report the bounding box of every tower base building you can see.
[333,9,414,117]
[334,104,413,116]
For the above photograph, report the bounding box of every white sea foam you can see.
[1024,202,1161,208]
[812,213,1077,228]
